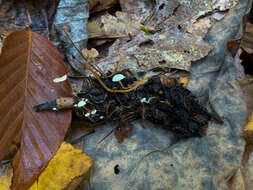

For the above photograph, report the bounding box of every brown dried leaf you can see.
[89,0,100,10]
[186,17,212,38]
[114,123,133,143]
[0,29,72,190]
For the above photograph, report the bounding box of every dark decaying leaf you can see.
[0,29,72,190]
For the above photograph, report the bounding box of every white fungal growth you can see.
[91,109,97,115]
[85,112,90,117]
[140,97,148,103]
[53,74,67,83]
[77,99,88,107]
[140,97,154,103]
[112,74,125,82]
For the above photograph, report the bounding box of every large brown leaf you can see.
[0,29,72,190]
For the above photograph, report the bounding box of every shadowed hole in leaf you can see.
[240,51,253,75]
[87,39,115,58]
[159,3,165,10]
[159,60,166,64]
[184,50,190,54]
[108,3,122,16]
[138,40,154,48]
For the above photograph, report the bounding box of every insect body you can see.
[72,70,211,138]
[34,32,220,139]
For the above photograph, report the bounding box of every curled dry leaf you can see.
[0,28,72,190]
[82,48,99,59]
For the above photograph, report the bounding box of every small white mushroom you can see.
[77,99,88,107]
[53,74,67,83]
[91,109,97,115]
[85,112,90,117]
[112,74,125,82]
[140,97,148,103]
[140,97,153,103]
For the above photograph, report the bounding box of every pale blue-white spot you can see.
[112,74,125,82]
[77,99,87,107]
[91,109,97,114]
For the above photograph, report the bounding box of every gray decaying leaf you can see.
[96,28,213,73]
[52,0,89,75]
[89,0,239,74]
[0,0,89,75]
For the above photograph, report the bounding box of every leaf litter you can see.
[0,28,72,190]
[0,0,245,189]
[88,0,240,75]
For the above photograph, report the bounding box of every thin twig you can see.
[70,130,95,145]
[64,29,107,78]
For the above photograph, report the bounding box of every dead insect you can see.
[33,30,222,139]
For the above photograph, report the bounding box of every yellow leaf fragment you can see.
[244,113,253,131]
[29,142,93,190]
[243,113,253,144]
[0,142,93,190]
[227,169,245,190]
[0,166,13,190]
[179,77,189,87]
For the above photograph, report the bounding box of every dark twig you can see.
[70,130,96,145]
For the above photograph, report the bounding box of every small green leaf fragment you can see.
[140,24,150,35]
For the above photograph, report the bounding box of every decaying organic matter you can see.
[74,71,215,138]
[33,32,221,139]
[35,67,220,138]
